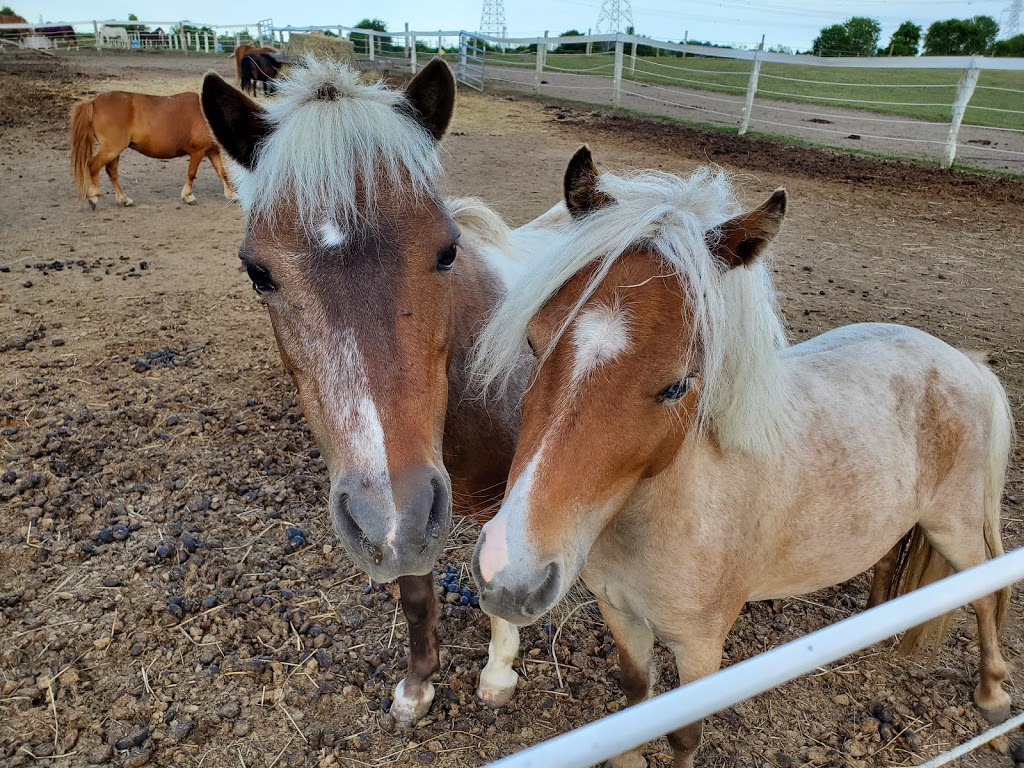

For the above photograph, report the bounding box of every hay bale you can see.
[286,32,355,64]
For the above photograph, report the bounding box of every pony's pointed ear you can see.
[708,188,787,270]
[403,59,456,141]
[201,71,271,170]
[564,145,613,218]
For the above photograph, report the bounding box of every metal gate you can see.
[256,19,274,46]
[457,34,486,91]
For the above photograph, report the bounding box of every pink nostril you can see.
[477,516,510,583]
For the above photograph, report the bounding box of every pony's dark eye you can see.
[657,371,699,403]
[244,261,276,294]
[437,243,458,272]
[526,337,536,355]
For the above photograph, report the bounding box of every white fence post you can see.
[459,33,467,76]
[179,23,188,56]
[942,57,981,169]
[534,33,547,94]
[585,28,592,56]
[93,20,101,50]
[405,22,410,58]
[203,32,209,53]
[368,31,375,60]
[630,38,637,74]
[410,35,417,73]
[682,29,688,58]
[738,47,763,135]
[612,37,624,106]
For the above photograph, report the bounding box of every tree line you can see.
[812,15,1023,57]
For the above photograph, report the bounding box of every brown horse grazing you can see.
[200,57,565,726]
[472,147,1013,767]
[233,43,278,85]
[70,91,235,209]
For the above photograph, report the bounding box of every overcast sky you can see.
[13,0,1017,50]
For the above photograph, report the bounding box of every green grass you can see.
[486,52,1024,130]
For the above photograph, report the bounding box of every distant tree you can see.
[767,44,793,54]
[350,18,390,55]
[812,16,880,56]
[124,13,149,33]
[0,6,15,14]
[884,21,921,55]
[923,16,999,55]
[993,33,1024,56]
[556,29,585,53]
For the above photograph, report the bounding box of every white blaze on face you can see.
[318,219,347,248]
[478,447,545,583]
[571,303,630,388]
[326,327,399,546]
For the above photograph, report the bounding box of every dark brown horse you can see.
[70,91,234,208]
[240,52,282,97]
[233,43,278,85]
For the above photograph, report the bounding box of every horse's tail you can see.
[70,98,95,199]
[889,353,1012,656]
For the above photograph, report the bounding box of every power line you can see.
[1004,0,1022,36]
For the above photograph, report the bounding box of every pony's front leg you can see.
[477,614,520,707]
[664,629,729,768]
[391,573,440,727]
[599,599,655,768]
[180,153,202,205]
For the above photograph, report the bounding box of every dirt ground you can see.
[1,50,1023,768]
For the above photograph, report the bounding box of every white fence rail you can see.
[266,26,1023,172]
[486,546,1024,767]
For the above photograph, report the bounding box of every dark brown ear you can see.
[564,145,613,218]
[201,72,271,170]
[708,188,787,269]
[403,59,456,141]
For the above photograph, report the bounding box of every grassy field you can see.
[486,52,1024,130]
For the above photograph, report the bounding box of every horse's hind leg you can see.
[390,573,440,727]
[921,515,1011,720]
[87,144,123,209]
[180,153,202,205]
[105,157,133,207]
[599,599,655,768]
[867,540,902,608]
[207,151,236,202]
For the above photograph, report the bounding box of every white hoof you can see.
[390,679,434,727]
[88,196,99,210]
[118,196,134,207]
[477,663,519,708]
[183,194,197,205]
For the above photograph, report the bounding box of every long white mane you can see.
[231,55,443,229]
[471,166,794,459]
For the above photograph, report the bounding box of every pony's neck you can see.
[443,250,527,517]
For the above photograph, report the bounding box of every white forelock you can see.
[232,54,443,230]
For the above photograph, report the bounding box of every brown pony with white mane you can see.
[200,56,564,726]
[472,147,1013,767]
[70,91,234,208]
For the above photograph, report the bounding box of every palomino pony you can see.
[70,91,235,208]
[200,56,562,725]
[471,147,1013,767]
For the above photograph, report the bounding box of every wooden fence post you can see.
[738,45,763,135]
[94,20,101,50]
[942,58,981,169]
[179,23,188,56]
[612,37,624,105]
[404,22,410,59]
[410,35,417,73]
[585,27,592,56]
